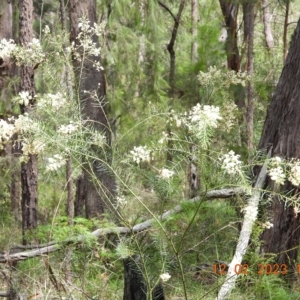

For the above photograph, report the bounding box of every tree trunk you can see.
[159,0,186,162]
[19,0,38,245]
[219,0,240,72]
[262,0,274,51]
[191,0,198,63]
[243,1,255,151]
[68,0,116,218]
[258,17,300,269]
[283,0,290,62]
[123,256,165,300]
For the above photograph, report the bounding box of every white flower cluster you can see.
[46,154,66,172]
[288,161,300,186]
[116,195,127,206]
[0,114,36,139]
[43,25,50,35]
[22,140,45,155]
[58,122,79,135]
[158,131,169,144]
[160,273,171,282]
[14,38,45,66]
[220,150,242,175]
[14,113,37,133]
[159,168,174,179]
[269,166,285,185]
[268,156,285,185]
[0,38,44,67]
[15,91,33,106]
[37,93,68,110]
[220,102,238,132]
[130,146,151,164]
[262,221,273,229]
[0,39,16,59]
[187,104,222,130]
[198,66,250,88]
[75,17,101,58]
[0,119,15,142]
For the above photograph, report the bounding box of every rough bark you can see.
[74,174,85,216]
[19,0,38,244]
[283,0,290,62]
[123,256,165,300]
[258,17,300,268]
[262,0,274,51]
[243,1,255,150]
[68,0,116,218]
[219,0,240,72]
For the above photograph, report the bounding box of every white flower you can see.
[37,93,68,110]
[188,104,222,129]
[22,140,45,155]
[43,25,50,35]
[116,195,127,206]
[0,38,16,59]
[14,113,37,133]
[46,154,66,171]
[289,161,300,186]
[0,119,15,141]
[58,122,79,135]
[269,166,285,185]
[262,221,273,229]
[220,150,242,175]
[160,273,171,282]
[130,146,151,164]
[158,131,168,144]
[17,91,32,106]
[159,168,174,179]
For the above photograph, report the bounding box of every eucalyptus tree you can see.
[68,0,116,218]
[258,17,300,270]
[19,0,38,244]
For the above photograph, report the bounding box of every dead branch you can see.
[0,187,245,263]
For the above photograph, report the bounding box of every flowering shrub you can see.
[130,145,151,164]
[220,150,242,175]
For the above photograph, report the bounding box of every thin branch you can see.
[158,1,176,22]
[0,188,245,263]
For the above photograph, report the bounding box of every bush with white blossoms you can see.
[46,154,66,172]
[220,150,242,175]
[14,91,33,106]
[288,160,300,186]
[198,66,250,88]
[130,146,151,164]
[0,119,15,142]
[268,156,285,185]
[37,93,68,110]
[187,104,222,131]
[159,168,174,179]
[0,39,16,59]
[22,140,46,156]
[268,166,285,185]
[58,122,79,135]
